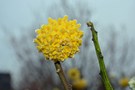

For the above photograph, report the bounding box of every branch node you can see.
[56,69,60,73]
[87,22,93,27]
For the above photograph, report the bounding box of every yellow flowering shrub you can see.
[68,68,81,80]
[119,77,129,87]
[34,15,83,62]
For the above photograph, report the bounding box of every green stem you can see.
[87,22,114,90]
[54,61,72,90]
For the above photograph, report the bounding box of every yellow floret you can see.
[119,77,129,87]
[72,79,87,90]
[67,68,81,80]
[34,15,83,62]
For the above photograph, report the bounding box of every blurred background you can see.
[0,0,135,90]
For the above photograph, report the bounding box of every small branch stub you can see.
[56,69,60,73]
[87,22,93,27]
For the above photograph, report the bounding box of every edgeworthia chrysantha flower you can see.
[34,15,83,62]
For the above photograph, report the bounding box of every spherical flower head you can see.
[33,15,83,62]
[129,77,135,90]
[67,68,81,81]
[72,79,87,90]
[119,77,129,87]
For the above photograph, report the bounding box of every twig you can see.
[54,61,72,90]
[87,21,114,90]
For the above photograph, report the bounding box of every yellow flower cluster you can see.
[72,79,87,90]
[34,15,83,62]
[67,68,87,90]
[68,68,80,80]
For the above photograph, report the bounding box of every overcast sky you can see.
[0,0,135,86]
